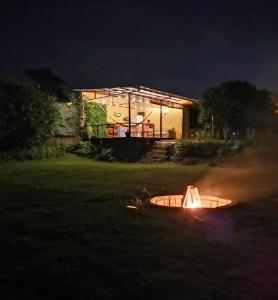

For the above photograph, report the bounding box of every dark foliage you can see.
[67,141,95,157]
[0,80,60,150]
[173,140,243,161]
[95,147,115,162]
[200,80,272,139]
[0,145,66,161]
[25,68,67,100]
[84,102,107,137]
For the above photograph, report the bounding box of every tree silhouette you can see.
[0,80,59,150]
[199,80,271,139]
[25,68,67,100]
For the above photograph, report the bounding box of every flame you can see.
[182,186,202,208]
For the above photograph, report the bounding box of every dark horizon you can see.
[1,0,278,98]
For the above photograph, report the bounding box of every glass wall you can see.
[81,92,183,138]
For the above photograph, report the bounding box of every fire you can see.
[149,186,232,209]
[182,186,202,208]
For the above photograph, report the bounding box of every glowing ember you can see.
[182,186,201,208]
[126,205,138,209]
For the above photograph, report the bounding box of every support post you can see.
[160,100,162,139]
[80,91,85,128]
[128,93,131,138]
[211,114,214,138]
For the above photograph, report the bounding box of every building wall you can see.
[144,105,183,138]
[54,103,78,136]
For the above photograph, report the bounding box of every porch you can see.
[74,86,199,140]
[89,122,176,139]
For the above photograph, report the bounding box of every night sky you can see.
[1,0,278,98]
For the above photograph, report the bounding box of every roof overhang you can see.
[73,86,199,108]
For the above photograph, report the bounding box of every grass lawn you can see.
[0,156,277,299]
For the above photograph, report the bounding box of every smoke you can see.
[193,143,278,299]
[196,145,278,202]
[196,85,278,203]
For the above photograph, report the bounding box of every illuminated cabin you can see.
[74,86,199,139]
[270,94,278,115]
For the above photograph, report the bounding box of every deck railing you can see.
[89,122,155,138]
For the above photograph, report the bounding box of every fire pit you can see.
[150,186,233,209]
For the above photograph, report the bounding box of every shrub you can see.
[0,145,66,162]
[67,141,95,157]
[95,148,115,162]
[173,140,243,161]
[174,140,220,159]
[67,142,115,161]
[0,80,60,150]
[195,130,214,142]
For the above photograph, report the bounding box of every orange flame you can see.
[182,186,202,208]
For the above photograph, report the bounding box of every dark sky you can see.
[1,0,278,98]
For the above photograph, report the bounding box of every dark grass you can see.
[0,156,277,300]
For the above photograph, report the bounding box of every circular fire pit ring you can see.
[150,194,234,209]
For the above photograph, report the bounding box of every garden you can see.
[0,78,277,299]
[0,155,278,299]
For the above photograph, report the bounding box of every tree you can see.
[199,80,271,139]
[25,68,67,100]
[0,80,60,150]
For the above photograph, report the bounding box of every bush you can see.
[95,148,115,162]
[174,140,220,159]
[0,80,60,150]
[67,142,115,161]
[67,141,95,157]
[173,140,243,161]
[195,130,214,142]
[0,145,66,162]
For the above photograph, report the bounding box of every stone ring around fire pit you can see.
[149,186,234,209]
